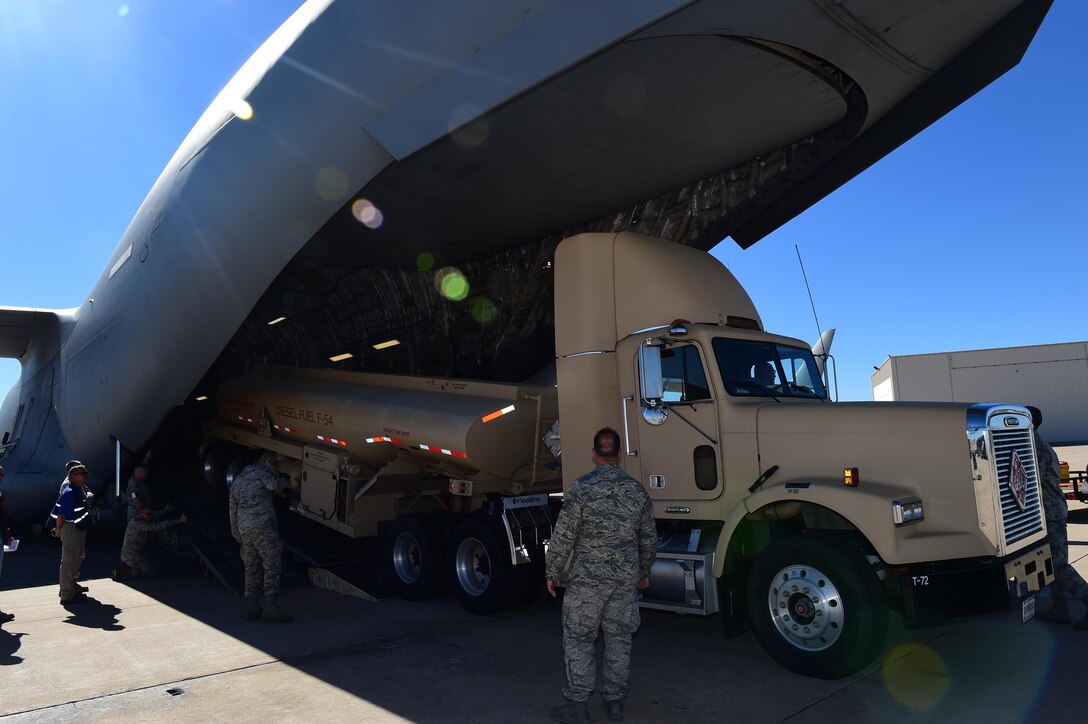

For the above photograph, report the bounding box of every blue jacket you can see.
[49,482,93,532]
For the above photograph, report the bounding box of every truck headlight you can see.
[892,498,924,525]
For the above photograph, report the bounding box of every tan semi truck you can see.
[202,231,1053,678]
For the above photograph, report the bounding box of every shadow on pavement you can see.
[61,597,124,632]
[0,627,24,665]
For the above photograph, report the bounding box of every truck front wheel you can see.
[746,535,888,679]
[448,519,510,614]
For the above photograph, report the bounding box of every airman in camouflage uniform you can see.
[126,462,155,522]
[229,452,292,622]
[1029,407,1088,628]
[111,461,171,580]
[546,428,656,724]
[116,513,187,579]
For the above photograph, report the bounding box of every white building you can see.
[871,341,1088,445]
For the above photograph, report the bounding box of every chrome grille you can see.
[992,429,1044,545]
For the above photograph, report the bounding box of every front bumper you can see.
[893,542,1053,627]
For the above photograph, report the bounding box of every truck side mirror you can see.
[638,341,668,426]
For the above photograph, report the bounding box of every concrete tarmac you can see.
[2,506,1087,723]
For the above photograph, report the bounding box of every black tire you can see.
[423,509,459,540]
[386,514,443,600]
[202,444,227,490]
[746,535,888,679]
[507,553,545,608]
[447,518,512,615]
[224,449,248,489]
[422,510,459,593]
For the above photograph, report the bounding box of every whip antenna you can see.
[795,245,822,340]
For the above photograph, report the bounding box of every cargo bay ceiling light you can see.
[329,352,353,362]
[373,339,400,350]
[195,395,208,401]
[267,316,286,325]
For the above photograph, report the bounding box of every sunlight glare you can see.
[228,98,254,121]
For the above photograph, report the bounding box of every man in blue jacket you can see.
[50,462,94,605]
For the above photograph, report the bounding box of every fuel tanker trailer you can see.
[203,232,1054,679]
[203,367,562,613]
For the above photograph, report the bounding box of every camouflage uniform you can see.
[228,462,286,599]
[1036,432,1088,601]
[120,515,185,578]
[545,463,657,703]
[126,475,153,521]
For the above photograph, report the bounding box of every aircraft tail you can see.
[0,306,77,451]
[0,306,76,361]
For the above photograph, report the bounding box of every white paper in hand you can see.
[3,539,19,553]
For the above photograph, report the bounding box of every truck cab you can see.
[555,231,1052,678]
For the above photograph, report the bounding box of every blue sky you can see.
[1,1,1084,404]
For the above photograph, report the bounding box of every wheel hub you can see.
[455,538,492,596]
[392,532,422,583]
[767,563,844,652]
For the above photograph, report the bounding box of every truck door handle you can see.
[621,395,638,457]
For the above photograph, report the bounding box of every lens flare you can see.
[435,267,469,301]
[315,167,349,201]
[118,5,131,18]
[351,199,384,229]
[416,252,435,271]
[448,103,489,147]
[229,98,254,121]
[470,297,497,324]
[882,644,950,711]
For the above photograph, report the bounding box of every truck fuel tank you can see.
[215,366,559,484]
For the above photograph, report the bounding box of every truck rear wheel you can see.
[507,554,545,608]
[746,535,887,679]
[203,444,228,490]
[448,518,511,614]
[225,449,248,488]
[386,515,443,600]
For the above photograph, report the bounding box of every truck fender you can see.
[712,478,917,578]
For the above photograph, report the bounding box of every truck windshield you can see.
[712,337,826,399]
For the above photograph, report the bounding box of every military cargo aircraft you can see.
[0,0,1054,523]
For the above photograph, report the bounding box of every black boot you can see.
[246,597,263,621]
[551,700,590,724]
[263,595,293,622]
[604,700,624,722]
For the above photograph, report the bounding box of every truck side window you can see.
[660,344,711,402]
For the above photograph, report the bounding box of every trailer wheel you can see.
[746,535,887,679]
[448,519,510,614]
[202,444,227,490]
[508,553,545,608]
[224,449,249,489]
[386,515,443,600]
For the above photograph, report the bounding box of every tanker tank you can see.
[214,365,560,485]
